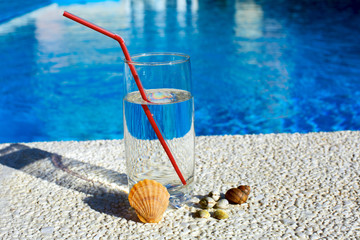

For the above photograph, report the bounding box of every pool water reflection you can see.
[0,0,359,143]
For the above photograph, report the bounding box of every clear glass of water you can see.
[123,53,195,207]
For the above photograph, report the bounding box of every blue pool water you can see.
[1,0,360,143]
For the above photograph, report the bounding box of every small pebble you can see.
[215,199,229,209]
[189,224,199,230]
[40,226,54,235]
[254,194,265,201]
[296,232,307,240]
[213,210,229,220]
[310,233,320,240]
[281,219,296,225]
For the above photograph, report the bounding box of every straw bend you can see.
[63,11,149,102]
[63,11,118,39]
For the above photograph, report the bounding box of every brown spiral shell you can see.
[238,185,250,196]
[225,185,251,204]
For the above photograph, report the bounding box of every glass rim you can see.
[124,52,190,66]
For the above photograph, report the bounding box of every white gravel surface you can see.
[0,131,359,239]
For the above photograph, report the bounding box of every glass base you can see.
[169,192,192,209]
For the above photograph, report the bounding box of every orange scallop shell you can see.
[128,179,170,223]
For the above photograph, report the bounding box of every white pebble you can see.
[281,219,296,225]
[254,194,265,201]
[40,226,54,235]
[296,232,307,239]
[310,233,320,240]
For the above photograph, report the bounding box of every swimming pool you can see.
[1,0,360,143]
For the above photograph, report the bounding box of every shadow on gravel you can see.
[0,143,135,220]
[83,192,139,222]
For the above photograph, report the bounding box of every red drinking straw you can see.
[63,11,187,185]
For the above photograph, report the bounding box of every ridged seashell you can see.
[199,197,216,209]
[128,179,170,223]
[196,210,210,218]
[209,191,221,201]
[225,185,251,204]
[213,210,229,220]
[238,185,250,196]
[215,199,229,209]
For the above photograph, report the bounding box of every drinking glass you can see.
[123,53,195,207]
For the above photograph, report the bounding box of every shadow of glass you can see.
[0,143,134,220]
[83,192,139,222]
